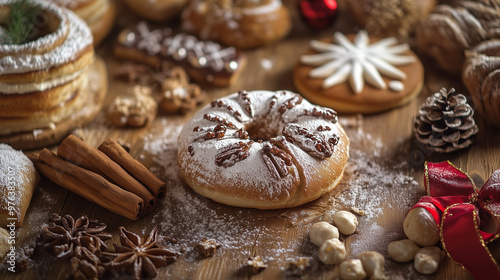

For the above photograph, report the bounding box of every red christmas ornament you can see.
[299,0,338,29]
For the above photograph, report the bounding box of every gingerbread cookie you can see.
[293,30,424,114]
[114,21,246,87]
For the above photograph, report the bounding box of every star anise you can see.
[40,213,112,259]
[70,245,105,280]
[101,227,177,280]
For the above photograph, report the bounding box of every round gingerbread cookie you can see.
[293,30,424,114]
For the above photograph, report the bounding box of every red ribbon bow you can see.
[412,161,500,279]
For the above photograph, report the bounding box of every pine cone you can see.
[413,88,479,153]
[416,0,500,75]
[462,39,500,128]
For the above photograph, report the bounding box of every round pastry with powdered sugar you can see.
[0,0,107,149]
[181,0,291,49]
[177,90,349,209]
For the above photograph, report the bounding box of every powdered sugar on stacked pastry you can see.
[0,0,107,149]
[181,0,291,49]
[294,30,424,114]
[177,90,349,209]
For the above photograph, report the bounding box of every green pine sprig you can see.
[1,0,41,45]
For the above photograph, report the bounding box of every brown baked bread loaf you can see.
[123,0,188,22]
[181,0,292,49]
[346,0,437,37]
[416,0,500,75]
[177,90,349,209]
[463,39,500,128]
[0,144,38,228]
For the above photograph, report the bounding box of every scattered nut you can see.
[359,251,387,280]
[333,211,358,235]
[108,85,158,128]
[287,257,314,277]
[339,259,367,280]
[309,221,339,246]
[350,207,365,216]
[318,238,345,265]
[414,246,443,275]
[159,67,206,114]
[197,238,221,257]
[246,256,267,274]
[403,208,439,247]
[387,239,420,263]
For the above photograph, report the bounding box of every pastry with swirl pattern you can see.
[177,90,349,209]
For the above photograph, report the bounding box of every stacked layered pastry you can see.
[0,0,107,149]
[49,0,116,45]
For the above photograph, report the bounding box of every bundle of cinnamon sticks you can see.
[27,135,166,220]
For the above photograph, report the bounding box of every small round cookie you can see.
[181,0,292,49]
[177,90,349,209]
[293,30,424,114]
[123,0,188,22]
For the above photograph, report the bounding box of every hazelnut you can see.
[333,211,358,235]
[414,246,443,275]
[387,239,420,262]
[339,259,367,280]
[309,221,339,246]
[318,238,345,265]
[403,207,439,247]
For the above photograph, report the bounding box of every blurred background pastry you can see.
[181,0,292,49]
[346,0,437,37]
[49,0,116,45]
[122,0,188,23]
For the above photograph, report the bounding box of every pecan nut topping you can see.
[215,141,253,167]
[261,143,293,179]
[283,124,336,159]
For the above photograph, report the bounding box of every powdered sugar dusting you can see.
[140,99,422,276]
[0,144,36,220]
[0,0,93,74]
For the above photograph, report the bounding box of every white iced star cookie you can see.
[293,30,424,114]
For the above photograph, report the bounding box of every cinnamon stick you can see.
[57,135,155,214]
[29,150,143,220]
[98,139,166,200]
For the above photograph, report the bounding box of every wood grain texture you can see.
[2,0,499,279]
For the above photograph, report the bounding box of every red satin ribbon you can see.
[411,161,500,279]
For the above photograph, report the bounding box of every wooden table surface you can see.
[3,1,500,279]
